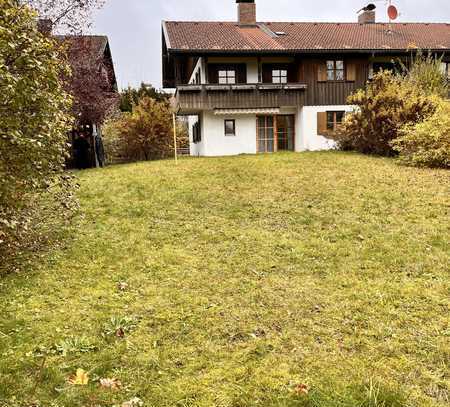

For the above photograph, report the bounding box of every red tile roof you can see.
[163,21,450,53]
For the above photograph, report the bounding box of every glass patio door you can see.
[257,116,275,153]
[277,115,295,151]
[257,115,295,153]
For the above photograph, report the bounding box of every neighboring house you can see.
[60,35,118,169]
[161,0,450,156]
[39,20,118,168]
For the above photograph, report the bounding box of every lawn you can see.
[0,152,449,407]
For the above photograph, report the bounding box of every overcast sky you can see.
[92,0,450,90]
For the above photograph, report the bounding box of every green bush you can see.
[332,53,448,160]
[332,71,438,156]
[0,1,75,269]
[103,96,188,163]
[392,99,450,168]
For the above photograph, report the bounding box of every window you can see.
[218,70,236,84]
[327,111,345,131]
[272,69,288,84]
[326,60,345,81]
[192,120,201,143]
[257,116,275,153]
[441,62,450,79]
[224,119,236,136]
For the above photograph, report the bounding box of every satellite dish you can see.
[388,5,398,20]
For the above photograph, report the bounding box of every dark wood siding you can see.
[177,55,371,111]
[261,63,298,83]
[207,63,247,84]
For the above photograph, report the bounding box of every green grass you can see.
[0,152,449,407]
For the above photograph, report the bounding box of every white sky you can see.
[92,0,450,90]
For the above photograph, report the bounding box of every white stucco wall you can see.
[188,113,207,156]
[199,111,257,156]
[188,105,357,156]
[298,105,355,151]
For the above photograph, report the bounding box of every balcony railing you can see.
[175,83,308,114]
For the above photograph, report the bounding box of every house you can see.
[39,20,118,168]
[60,35,118,169]
[161,0,450,156]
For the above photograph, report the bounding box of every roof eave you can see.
[166,48,450,55]
[162,21,172,50]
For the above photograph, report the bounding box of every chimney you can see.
[37,19,53,35]
[237,0,256,26]
[358,3,376,24]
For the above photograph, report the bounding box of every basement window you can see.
[224,119,236,136]
[327,111,345,131]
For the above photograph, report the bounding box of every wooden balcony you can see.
[175,81,362,114]
[175,83,308,114]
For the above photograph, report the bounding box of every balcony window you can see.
[327,60,345,81]
[218,70,236,84]
[327,111,345,131]
[272,69,288,84]
[224,119,236,136]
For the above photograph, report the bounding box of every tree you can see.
[119,84,168,112]
[0,0,74,266]
[20,0,105,33]
[63,36,118,126]
[103,97,188,162]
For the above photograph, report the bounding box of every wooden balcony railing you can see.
[175,83,308,114]
[175,81,363,113]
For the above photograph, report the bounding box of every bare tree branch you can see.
[20,0,106,34]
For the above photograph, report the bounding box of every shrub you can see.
[392,98,450,168]
[401,51,449,98]
[332,71,438,156]
[103,96,188,163]
[0,1,75,270]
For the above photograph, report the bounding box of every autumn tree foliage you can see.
[333,71,438,156]
[22,0,117,128]
[0,0,75,268]
[393,98,450,168]
[63,36,118,126]
[103,97,188,162]
[332,54,447,160]
[119,83,168,112]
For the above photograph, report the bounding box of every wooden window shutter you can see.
[236,64,247,84]
[347,62,356,81]
[207,64,218,84]
[287,64,297,83]
[317,62,327,82]
[317,112,327,136]
[262,64,272,83]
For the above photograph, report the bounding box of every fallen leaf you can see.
[118,282,129,291]
[68,368,89,385]
[294,383,309,395]
[122,397,143,407]
[100,377,122,390]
